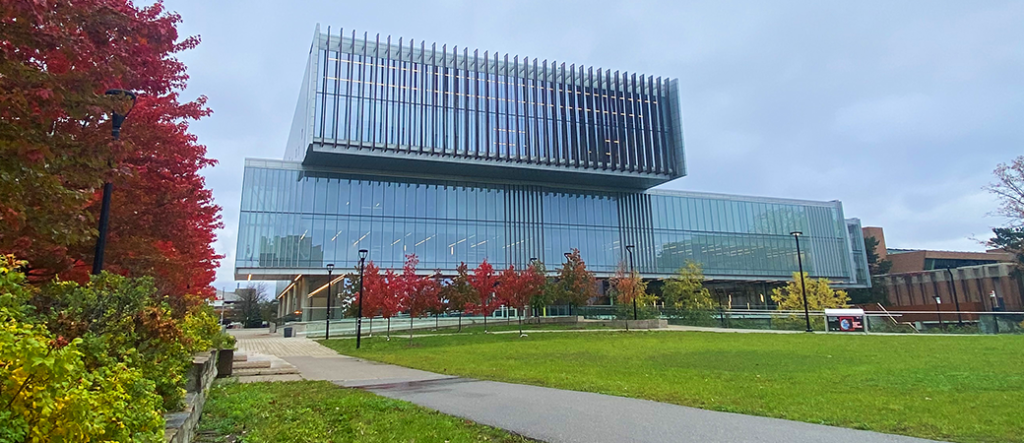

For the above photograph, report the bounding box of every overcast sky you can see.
[158,0,1023,290]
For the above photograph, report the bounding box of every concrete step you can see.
[232,360,271,370]
[234,367,300,377]
[232,353,248,362]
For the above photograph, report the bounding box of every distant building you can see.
[209,289,242,324]
[863,227,1022,313]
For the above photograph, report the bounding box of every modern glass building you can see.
[236,26,869,320]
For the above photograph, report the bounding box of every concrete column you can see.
[297,278,311,322]
[999,272,1019,311]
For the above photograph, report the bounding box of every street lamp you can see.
[790,231,812,333]
[625,245,638,320]
[563,252,573,316]
[92,89,137,275]
[944,268,964,326]
[325,264,335,340]
[933,295,943,331]
[356,249,368,349]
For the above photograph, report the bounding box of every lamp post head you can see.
[790,231,803,237]
[625,245,635,252]
[359,249,368,260]
[564,252,572,260]
[934,296,941,304]
[105,89,137,139]
[529,257,538,263]
[326,263,335,272]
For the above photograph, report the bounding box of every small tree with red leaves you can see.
[497,264,547,336]
[555,248,598,316]
[400,255,441,340]
[468,259,500,332]
[358,261,385,337]
[379,269,404,340]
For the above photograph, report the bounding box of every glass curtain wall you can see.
[238,163,857,283]
[306,31,680,176]
[648,194,853,279]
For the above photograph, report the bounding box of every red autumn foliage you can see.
[0,0,221,301]
[358,261,386,318]
[401,255,441,319]
[379,269,403,322]
[496,264,546,315]
[468,259,501,317]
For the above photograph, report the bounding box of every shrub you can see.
[665,308,720,327]
[1,255,218,441]
[615,303,660,320]
[29,274,219,410]
[1,256,165,442]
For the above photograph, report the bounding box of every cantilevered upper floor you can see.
[284,25,686,190]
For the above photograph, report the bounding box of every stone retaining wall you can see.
[164,350,218,443]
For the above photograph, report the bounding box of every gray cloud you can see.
[159,0,1023,289]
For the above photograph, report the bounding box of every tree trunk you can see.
[368,317,373,337]
[387,317,391,341]
[484,312,488,333]
[435,313,439,330]
[458,313,462,332]
[518,313,523,336]
[410,315,414,340]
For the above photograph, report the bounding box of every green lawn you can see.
[197,380,534,443]
[322,332,1024,443]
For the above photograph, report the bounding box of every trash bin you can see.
[283,326,293,338]
[269,323,277,334]
[216,348,233,378]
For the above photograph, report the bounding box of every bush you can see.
[212,329,236,350]
[773,315,826,331]
[30,273,218,410]
[665,309,720,327]
[0,255,217,441]
[615,303,660,320]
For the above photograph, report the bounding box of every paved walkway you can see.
[232,329,453,386]
[232,329,944,443]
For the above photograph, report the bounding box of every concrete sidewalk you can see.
[369,378,941,443]
[233,330,454,387]
[234,330,944,443]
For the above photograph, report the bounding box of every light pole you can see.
[325,264,335,340]
[625,245,637,320]
[92,89,137,275]
[944,268,964,326]
[563,252,572,316]
[529,258,538,318]
[933,295,943,331]
[356,249,368,349]
[790,231,812,333]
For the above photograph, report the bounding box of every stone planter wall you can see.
[523,316,581,325]
[164,350,218,443]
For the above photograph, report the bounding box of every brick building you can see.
[863,227,1022,313]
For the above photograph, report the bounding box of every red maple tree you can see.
[400,255,441,339]
[497,264,546,335]
[358,261,386,336]
[468,259,500,332]
[378,269,405,339]
[0,0,220,303]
